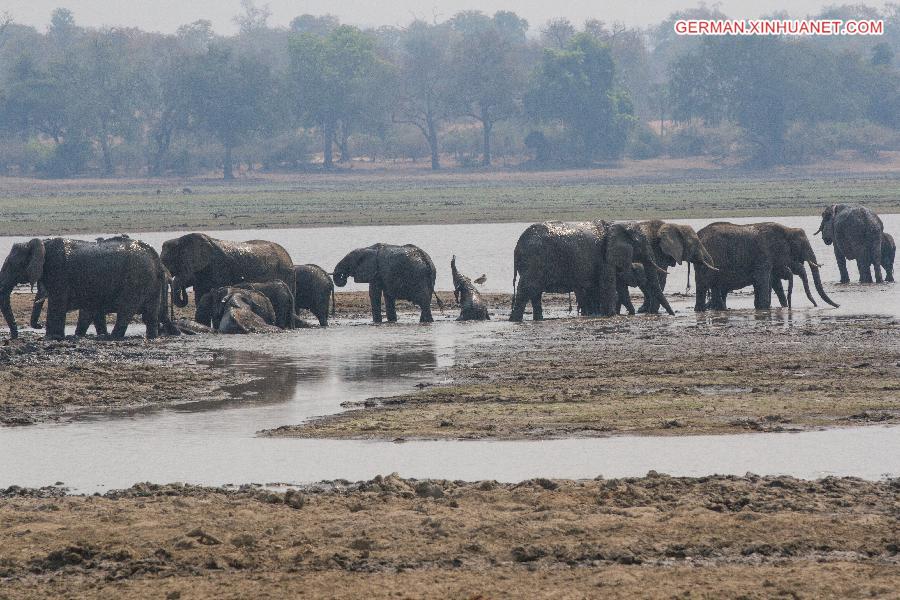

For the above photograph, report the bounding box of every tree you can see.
[289,14,339,36]
[233,0,271,34]
[540,18,574,49]
[394,21,455,170]
[288,25,382,168]
[179,45,273,179]
[449,24,526,165]
[525,33,634,162]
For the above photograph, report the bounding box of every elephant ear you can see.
[354,249,379,283]
[658,224,685,265]
[178,234,215,280]
[26,238,45,284]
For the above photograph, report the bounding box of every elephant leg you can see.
[74,311,93,336]
[316,305,328,327]
[419,295,434,323]
[835,248,850,283]
[646,270,666,314]
[46,297,67,340]
[531,292,544,321]
[93,313,108,336]
[369,284,383,323]
[753,269,773,309]
[142,307,159,340]
[886,265,895,283]
[872,240,884,283]
[857,254,873,283]
[510,281,533,322]
[111,313,131,338]
[694,281,708,312]
[385,294,398,323]
[772,278,788,308]
[617,280,635,315]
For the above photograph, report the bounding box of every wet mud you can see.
[265,310,900,440]
[0,474,897,598]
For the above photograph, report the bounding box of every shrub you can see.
[626,122,663,159]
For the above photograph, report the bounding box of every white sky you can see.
[2,1,890,34]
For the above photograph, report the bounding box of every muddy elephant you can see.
[694,222,838,311]
[197,280,295,329]
[161,233,295,322]
[216,289,279,334]
[1,237,167,339]
[629,220,717,314]
[333,244,443,323]
[511,220,669,321]
[881,232,895,282]
[815,204,885,283]
[294,264,334,326]
[451,255,489,321]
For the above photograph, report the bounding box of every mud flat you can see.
[0,334,249,426]
[265,312,900,440]
[0,474,897,598]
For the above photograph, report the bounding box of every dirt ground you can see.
[265,310,900,440]
[0,474,897,598]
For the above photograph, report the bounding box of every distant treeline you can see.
[2,3,900,178]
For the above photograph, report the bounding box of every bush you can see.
[664,123,744,159]
[783,120,899,163]
[38,138,93,178]
[442,127,481,167]
[626,122,663,159]
[251,131,316,171]
[0,138,49,175]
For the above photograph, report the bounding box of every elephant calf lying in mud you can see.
[197,280,296,330]
[216,290,282,334]
[451,256,489,321]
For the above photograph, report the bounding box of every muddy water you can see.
[1,216,899,491]
[1,318,899,492]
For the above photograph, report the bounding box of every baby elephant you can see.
[197,280,295,329]
[615,263,651,315]
[217,290,280,334]
[883,232,895,282]
[451,255,489,321]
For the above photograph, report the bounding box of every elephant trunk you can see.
[30,297,45,329]
[809,263,839,308]
[796,265,817,307]
[333,272,348,287]
[0,281,18,339]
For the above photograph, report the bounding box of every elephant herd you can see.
[0,204,894,339]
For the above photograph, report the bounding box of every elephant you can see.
[1,237,168,340]
[293,264,335,326]
[694,222,838,311]
[881,232,895,282]
[631,220,718,314]
[451,255,489,321]
[161,233,295,323]
[197,280,295,329]
[216,289,280,334]
[30,279,108,336]
[510,220,669,321]
[333,243,443,323]
[815,204,885,283]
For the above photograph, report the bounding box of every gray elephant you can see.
[1,237,167,339]
[815,204,885,283]
[216,290,280,334]
[631,220,718,314]
[333,244,443,323]
[511,220,669,321]
[161,233,295,322]
[694,222,838,311]
[294,264,335,326]
[881,232,895,282]
[197,280,295,329]
[451,255,489,321]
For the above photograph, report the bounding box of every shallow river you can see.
[1,215,899,491]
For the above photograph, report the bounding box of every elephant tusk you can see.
[813,226,822,235]
[702,260,719,272]
[810,261,823,268]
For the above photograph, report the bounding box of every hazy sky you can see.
[4,1,890,34]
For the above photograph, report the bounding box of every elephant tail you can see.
[511,256,519,309]
[330,285,336,317]
[686,262,692,292]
